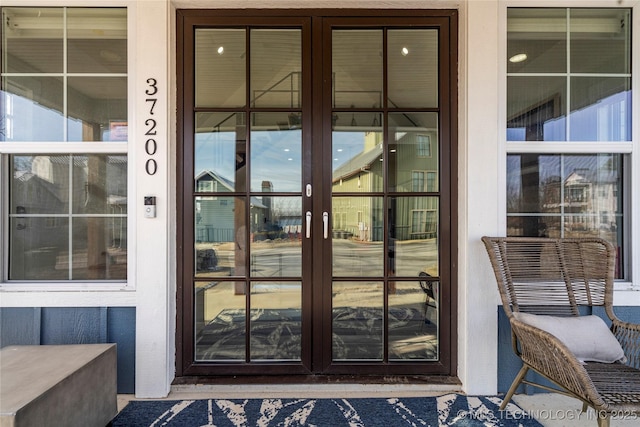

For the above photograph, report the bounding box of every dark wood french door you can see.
[176,9,458,379]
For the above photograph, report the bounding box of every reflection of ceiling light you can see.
[509,53,527,63]
[287,158,293,161]
[401,47,409,56]
[337,148,343,152]
[284,148,290,152]
[217,46,224,55]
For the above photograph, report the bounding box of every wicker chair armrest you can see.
[611,318,640,369]
[510,318,602,406]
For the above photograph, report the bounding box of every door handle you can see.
[306,211,312,238]
[323,212,329,239]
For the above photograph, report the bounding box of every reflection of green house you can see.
[331,130,439,242]
[195,170,268,243]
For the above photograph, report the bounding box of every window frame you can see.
[500,2,639,289]
[0,4,133,291]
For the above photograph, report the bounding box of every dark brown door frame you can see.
[176,8,458,381]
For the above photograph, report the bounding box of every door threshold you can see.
[171,375,462,398]
[170,382,461,399]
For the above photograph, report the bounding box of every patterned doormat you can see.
[112,393,542,426]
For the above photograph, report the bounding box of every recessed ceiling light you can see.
[217,46,224,55]
[401,47,409,56]
[509,53,527,63]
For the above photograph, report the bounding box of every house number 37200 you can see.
[144,78,159,175]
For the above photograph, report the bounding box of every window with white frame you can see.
[1,7,128,282]
[506,7,631,280]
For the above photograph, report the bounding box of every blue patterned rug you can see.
[112,393,542,426]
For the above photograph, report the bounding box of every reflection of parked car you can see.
[196,248,218,272]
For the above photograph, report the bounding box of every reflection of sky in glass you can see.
[195,128,302,193]
[1,92,64,142]
[251,128,301,192]
[332,131,367,172]
[195,131,236,182]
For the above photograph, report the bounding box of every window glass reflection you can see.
[332,281,383,361]
[388,113,439,192]
[332,30,383,108]
[507,76,566,141]
[196,29,246,108]
[67,8,127,74]
[569,77,631,142]
[387,29,438,108]
[9,154,127,281]
[250,282,302,361]
[388,281,438,361]
[67,77,128,142]
[195,196,247,277]
[195,281,246,361]
[195,112,246,192]
[506,8,632,142]
[507,153,625,278]
[251,29,301,108]
[250,112,301,192]
[1,7,64,74]
[1,77,64,142]
[332,113,383,193]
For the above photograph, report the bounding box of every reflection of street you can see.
[194,237,439,361]
[332,238,438,277]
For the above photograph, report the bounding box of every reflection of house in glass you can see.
[541,168,620,234]
[331,130,439,242]
[195,170,267,243]
[11,155,127,280]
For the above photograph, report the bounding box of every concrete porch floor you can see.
[116,385,639,426]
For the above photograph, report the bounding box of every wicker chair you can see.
[482,236,640,427]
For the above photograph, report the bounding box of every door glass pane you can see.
[332,281,383,361]
[569,77,631,142]
[251,196,302,278]
[250,112,301,192]
[387,29,438,108]
[1,76,64,142]
[196,29,246,108]
[332,196,383,277]
[1,7,64,73]
[389,113,439,192]
[195,281,246,361]
[195,112,247,192]
[390,197,439,277]
[250,282,302,361]
[507,76,566,141]
[195,196,248,277]
[570,9,631,74]
[67,8,127,74]
[332,113,383,193]
[67,77,128,142]
[332,30,383,108]
[251,29,301,108]
[389,280,438,360]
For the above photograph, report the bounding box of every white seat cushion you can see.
[512,313,626,364]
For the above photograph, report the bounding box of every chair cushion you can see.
[512,313,626,364]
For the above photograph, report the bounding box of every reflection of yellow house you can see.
[331,130,439,242]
